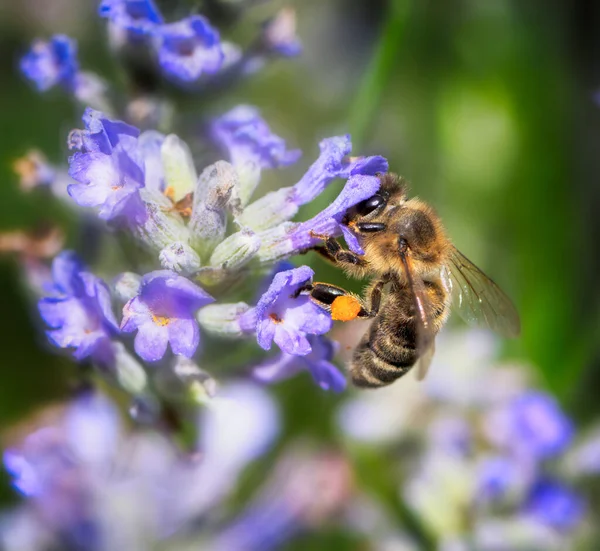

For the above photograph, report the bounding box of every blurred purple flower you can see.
[261,7,302,57]
[38,251,118,366]
[99,0,163,35]
[120,270,214,362]
[20,35,79,92]
[252,335,345,392]
[68,108,145,221]
[240,266,332,356]
[476,456,522,503]
[524,479,585,532]
[210,105,301,170]
[485,391,573,460]
[427,415,472,457]
[157,16,224,82]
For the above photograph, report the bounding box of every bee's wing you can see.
[415,340,435,381]
[399,251,436,378]
[444,247,521,338]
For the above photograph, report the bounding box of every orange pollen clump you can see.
[152,314,171,327]
[269,312,283,324]
[164,186,176,201]
[330,295,362,322]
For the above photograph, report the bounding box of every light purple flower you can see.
[157,16,224,82]
[252,335,345,392]
[99,0,163,35]
[240,266,332,356]
[289,173,382,254]
[121,270,214,362]
[210,105,301,169]
[38,251,118,366]
[484,391,573,460]
[524,479,585,532]
[68,108,145,221]
[20,35,79,92]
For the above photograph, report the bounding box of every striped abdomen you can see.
[349,280,447,388]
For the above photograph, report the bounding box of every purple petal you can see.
[252,353,302,383]
[157,16,224,82]
[134,321,169,362]
[168,318,200,357]
[120,296,149,332]
[49,251,82,295]
[340,224,364,255]
[308,360,346,392]
[273,325,311,356]
[292,302,332,335]
[99,0,163,35]
[210,105,301,169]
[256,317,276,351]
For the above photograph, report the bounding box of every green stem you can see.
[349,0,411,149]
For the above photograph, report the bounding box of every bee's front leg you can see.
[309,231,368,268]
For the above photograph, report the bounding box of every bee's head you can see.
[343,173,407,226]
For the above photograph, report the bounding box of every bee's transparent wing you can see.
[399,251,436,379]
[444,247,521,338]
[415,340,435,381]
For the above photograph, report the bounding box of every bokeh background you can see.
[0,0,600,547]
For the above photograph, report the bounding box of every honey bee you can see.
[300,173,520,388]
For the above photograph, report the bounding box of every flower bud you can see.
[161,134,197,202]
[256,223,297,264]
[237,161,262,206]
[190,161,241,259]
[113,342,148,395]
[112,272,142,303]
[154,356,217,405]
[238,187,298,231]
[197,302,251,338]
[131,189,190,252]
[209,228,261,270]
[159,241,202,275]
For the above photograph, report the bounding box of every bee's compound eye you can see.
[357,194,385,216]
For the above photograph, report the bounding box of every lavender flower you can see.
[239,135,388,231]
[120,270,214,362]
[524,479,585,532]
[20,35,79,92]
[252,335,346,392]
[210,105,301,204]
[210,105,301,171]
[257,173,382,263]
[68,108,145,221]
[38,251,118,366]
[156,16,224,82]
[485,391,573,460]
[240,266,332,356]
[99,0,163,35]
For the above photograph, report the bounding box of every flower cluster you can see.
[338,329,595,550]
[1,385,279,550]
[21,0,302,106]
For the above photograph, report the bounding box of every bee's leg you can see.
[365,275,390,316]
[297,282,371,320]
[309,232,368,268]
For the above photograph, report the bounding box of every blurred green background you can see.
[0,0,599,517]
